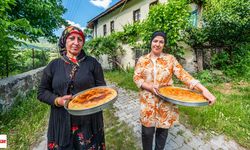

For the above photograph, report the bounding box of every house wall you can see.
[92,0,198,72]
[95,0,154,69]
[96,0,147,37]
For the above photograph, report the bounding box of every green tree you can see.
[204,0,249,47]
[188,0,250,77]
[0,0,67,78]
[84,36,124,70]
[116,0,191,58]
[8,0,67,43]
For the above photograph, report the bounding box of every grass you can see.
[105,69,138,92]
[0,89,140,149]
[104,108,140,150]
[104,69,250,149]
[0,90,49,150]
[179,84,250,148]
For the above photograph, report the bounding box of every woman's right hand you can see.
[56,95,72,106]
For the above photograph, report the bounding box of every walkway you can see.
[33,82,246,150]
[110,83,245,150]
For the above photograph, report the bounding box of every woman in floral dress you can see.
[133,31,216,150]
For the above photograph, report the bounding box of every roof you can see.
[87,0,130,28]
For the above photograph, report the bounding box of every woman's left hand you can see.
[202,89,216,105]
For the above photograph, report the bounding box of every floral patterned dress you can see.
[133,53,199,128]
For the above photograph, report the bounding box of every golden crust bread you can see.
[68,87,117,110]
[159,86,207,103]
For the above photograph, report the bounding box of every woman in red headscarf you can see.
[38,26,106,150]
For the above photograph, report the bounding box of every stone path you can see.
[110,83,246,150]
[33,82,246,150]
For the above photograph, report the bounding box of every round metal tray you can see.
[158,87,209,107]
[64,86,118,116]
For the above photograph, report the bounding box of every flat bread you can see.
[68,87,117,110]
[159,86,207,103]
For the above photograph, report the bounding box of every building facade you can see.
[88,0,199,72]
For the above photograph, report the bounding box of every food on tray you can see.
[68,87,117,110]
[159,86,207,103]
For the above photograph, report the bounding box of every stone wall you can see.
[0,67,45,113]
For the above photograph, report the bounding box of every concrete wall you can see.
[0,67,44,113]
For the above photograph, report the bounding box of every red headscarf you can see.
[58,26,85,50]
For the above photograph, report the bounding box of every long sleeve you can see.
[37,62,58,106]
[133,57,145,88]
[93,60,106,86]
[172,57,199,89]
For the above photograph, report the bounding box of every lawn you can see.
[104,69,250,149]
[0,90,49,150]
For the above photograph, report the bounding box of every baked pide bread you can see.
[68,87,117,110]
[159,86,207,103]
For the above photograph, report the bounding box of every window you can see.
[190,9,198,27]
[133,9,140,23]
[103,24,107,36]
[150,0,158,8]
[110,21,114,33]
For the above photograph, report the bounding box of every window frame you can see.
[133,9,141,23]
[103,24,107,36]
[110,21,114,33]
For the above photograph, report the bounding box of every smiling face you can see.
[65,33,84,57]
[151,36,165,56]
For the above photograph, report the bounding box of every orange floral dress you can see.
[133,53,199,128]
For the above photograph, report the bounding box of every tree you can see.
[7,0,67,43]
[114,0,191,58]
[204,0,249,47]
[84,28,93,41]
[0,0,67,78]
[141,0,190,58]
[84,36,124,70]
[187,0,250,77]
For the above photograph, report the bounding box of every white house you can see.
[87,0,200,72]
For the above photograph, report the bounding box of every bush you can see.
[211,43,250,80]
[187,0,250,80]
[193,70,231,84]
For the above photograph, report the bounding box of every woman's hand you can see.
[55,95,72,106]
[141,82,159,95]
[150,84,159,95]
[194,83,216,105]
[202,89,216,105]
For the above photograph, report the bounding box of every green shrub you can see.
[211,43,250,80]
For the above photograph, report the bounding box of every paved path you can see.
[33,82,246,150]
[110,83,246,150]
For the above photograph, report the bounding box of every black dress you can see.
[38,51,106,150]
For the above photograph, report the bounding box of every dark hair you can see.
[150,31,167,46]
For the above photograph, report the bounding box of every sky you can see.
[55,0,120,35]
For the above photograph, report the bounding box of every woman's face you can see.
[151,36,165,56]
[65,33,84,56]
